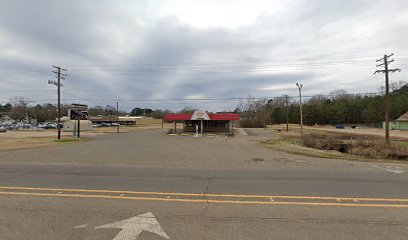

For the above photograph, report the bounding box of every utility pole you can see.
[48,66,67,139]
[296,83,303,137]
[285,94,289,132]
[116,101,119,133]
[375,53,401,144]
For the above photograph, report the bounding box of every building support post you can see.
[200,120,203,134]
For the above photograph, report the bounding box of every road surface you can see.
[0,129,407,239]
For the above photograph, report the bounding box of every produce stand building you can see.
[164,110,240,134]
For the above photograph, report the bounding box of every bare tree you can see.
[237,96,269,128]
[10,97,29,122]
[330,89,350,101]
[149,109,173,119]
[179,106,198,114]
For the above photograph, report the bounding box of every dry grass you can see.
[90,124,162,133]
[0,124,165,151]
[302,133,408,160]
[263,125,408,162]
[351,140,408,160]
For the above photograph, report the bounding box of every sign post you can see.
[70,104,88,138]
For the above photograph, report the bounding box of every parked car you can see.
[3,124,18,130]
[43,124,57,129]
[335,124,345,129]
[18,123,32,129]
[37,123,49,128]
[101,122,111,127]
[0,126,6,133]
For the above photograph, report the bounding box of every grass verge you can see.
[263,138,365,161]
[263,127,408,163]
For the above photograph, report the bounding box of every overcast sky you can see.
[1,0,408,112]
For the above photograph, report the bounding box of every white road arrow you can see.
[95,212,169,240]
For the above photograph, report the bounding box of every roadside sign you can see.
[69,103,89,139]
[70,109,88,120]
[71,103,88,111]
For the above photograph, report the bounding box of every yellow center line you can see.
[0,191,407,208]
[0,186,204,197]
[0,186,407,202]
[0,186,407,208]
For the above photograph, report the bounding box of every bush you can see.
[302,134,408,160]
[302,134,346,152]
[351,140,408,160]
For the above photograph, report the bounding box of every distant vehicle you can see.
[335,124,345,129]
[350,125,357,129]
[37,123,49,128]
[92,123,102,128]
[20,123,31,129]
[101,122,111,127]
[3,124,18,130]
[0,126,6,132]
[111,122,119,126]
[43,124,57,129]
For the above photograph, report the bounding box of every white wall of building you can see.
[63,120,92,131]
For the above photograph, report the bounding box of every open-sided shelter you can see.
[164,110,240,134]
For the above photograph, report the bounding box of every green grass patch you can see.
[53,138,86,143]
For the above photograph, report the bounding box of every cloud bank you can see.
[0,0,407,111]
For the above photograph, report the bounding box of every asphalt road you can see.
[0,128,407,239]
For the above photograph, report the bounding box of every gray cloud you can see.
[0,0,408,111]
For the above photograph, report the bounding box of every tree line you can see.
[236,83,408,128]
[2,83,407,125]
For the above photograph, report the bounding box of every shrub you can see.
[302,134,408,160]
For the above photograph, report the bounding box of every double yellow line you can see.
[0,186,407,208]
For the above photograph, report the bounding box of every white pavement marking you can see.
[74,224,87,229]
[372,165,405,174]
[95,212,169,240]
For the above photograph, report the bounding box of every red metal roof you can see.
[164,113,240,121]
[208,113,240,121]
[164,114,192,121]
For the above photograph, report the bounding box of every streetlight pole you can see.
[296,83,303,137]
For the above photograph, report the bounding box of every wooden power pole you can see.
[285,94,289,132]
[296,83,303,137]
[375,53,401,144]
[48,66,67,139]
[116,101,120,133]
